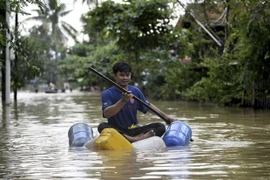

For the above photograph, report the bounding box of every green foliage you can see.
[83,0,175,52]
[0,0,46,46]
[69,43,95,57]
[23,25,56,84]
[183,54,243,106]
[144,57,203,100]
[58,41,123,88]
[11,35,48,89]
[165,29,193,58]
[230,0,270,82]
[170,0,270,107]
[81,0,192,86]
[58,0,270,108]
[85,41,122,75]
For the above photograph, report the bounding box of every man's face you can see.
[113,71,131,87]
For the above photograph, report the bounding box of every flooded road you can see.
[0,91,269,179]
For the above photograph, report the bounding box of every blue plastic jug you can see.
[163,121,192,147]
[68,123,94,147]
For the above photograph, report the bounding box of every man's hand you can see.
[121,91,133,102]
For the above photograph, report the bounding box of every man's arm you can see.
[103,92,132,119]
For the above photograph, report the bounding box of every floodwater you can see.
[0,91,269,180]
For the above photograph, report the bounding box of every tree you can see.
[0,0,46,46]
[25,0,77,47]
[58,41,121,90]
[179,0,270,108]
[0,0,46,102]
[11,35,49,93]
[24,0,78,84]
[82,0,177,85]
[227,0,270,108]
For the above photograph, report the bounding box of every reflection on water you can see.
[0,91,270,179]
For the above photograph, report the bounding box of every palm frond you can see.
[60,10,73,17]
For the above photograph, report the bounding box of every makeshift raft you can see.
[68,121,192,151]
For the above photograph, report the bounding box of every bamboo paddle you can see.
[88,66,172,125]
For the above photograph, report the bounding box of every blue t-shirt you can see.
[102,85,150,130]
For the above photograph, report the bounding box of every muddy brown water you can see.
[0,91,269,179]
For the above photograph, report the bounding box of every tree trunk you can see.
[0,6,6,102]
[13,9,19,101]
[225,0,230,41]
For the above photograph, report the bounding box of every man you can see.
[97,62,174,142]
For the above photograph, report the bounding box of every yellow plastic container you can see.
[95,128,133,150]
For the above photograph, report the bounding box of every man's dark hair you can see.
[112,62,132,74]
